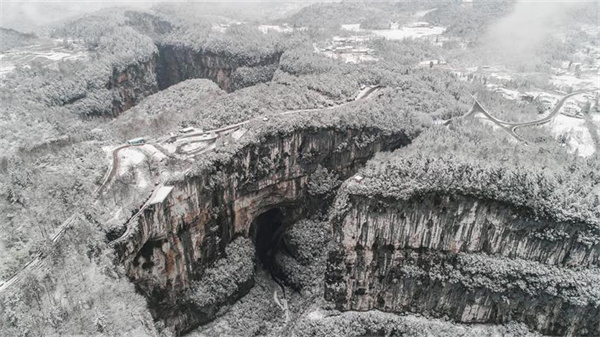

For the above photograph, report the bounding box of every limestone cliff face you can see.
[89,43,281,117]
[325,191,600,336]
[108,54,159,117]
[113,127,410,334]
[157,44,282,92]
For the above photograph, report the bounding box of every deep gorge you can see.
[112,126,410,334]
[98,26,598,337]
[104,43,282,117]
[106,112,599,336]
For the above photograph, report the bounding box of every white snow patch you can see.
[0,40,89,78]
[413,8,438,18]
[549,115,596,157]
[149,185,174,205]
[41,51,75,61]
[473,113,501,131]
[372,25,445,40]
[489,72,513,82]
[307,309,325,321]
[355,86,377,100]
[142,144,167,161]
[179,141,208,153]
[258,25,293,34]
[341,23,361,32]
[160,141,177,154]
[136,172,150,189]
[0,64,16,76]
[550,75,598,90]
[322,50,378,64]
[118,148,146,175]
[485,84,520,100]
[231,128,247,140]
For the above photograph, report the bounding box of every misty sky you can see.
[0,0,335,32]
[1,0,597,34]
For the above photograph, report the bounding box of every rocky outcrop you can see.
[124,10,174,42]
[156,44,282,92]
[113,126,410,334]
[108,54,159,117]
[81,43,281,118]
[325,191,600,336]
[164,237,256,333]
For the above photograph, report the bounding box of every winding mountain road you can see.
[94,144,136,195]
[467,90,587,142]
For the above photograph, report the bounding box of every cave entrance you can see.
[251,208,286,271]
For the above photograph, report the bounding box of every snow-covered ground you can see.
[473,114,502,132]
[0,64,15,77]
[550,74,599,91]
[413,8,438,18]
[179,141,209,153]
[485,84,520,101]
[419,59,441,67]
[322,51,378,64]
[306,308,326,320]
[258,24,305,34]
[149,185,174,205]
[0,38,89,78]
[489,72,513,82]
[141,144,167,162]
[548,115,596,157]
[336,22,445,41]
[160,141,178,154]
[118,148,146,175]
[340,23,361,32]
[231,128,247,140]
[372,25,445,40]
[258,25,292,33]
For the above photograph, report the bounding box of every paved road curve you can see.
[466,90,587,143]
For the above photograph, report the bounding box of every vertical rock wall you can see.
[156,44,282,92]
[108,54,160,117]
[113,127,410,333]
[325,192,600,336]
[91,44,282,117]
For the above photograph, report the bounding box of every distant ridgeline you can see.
[0,27,37,52]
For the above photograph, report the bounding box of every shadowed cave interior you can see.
[251,208,286,272]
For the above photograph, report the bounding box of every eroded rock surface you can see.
[109,55,160,117]
[113,126,409,334]
[325,191,600,336]
[157,44,281,92]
